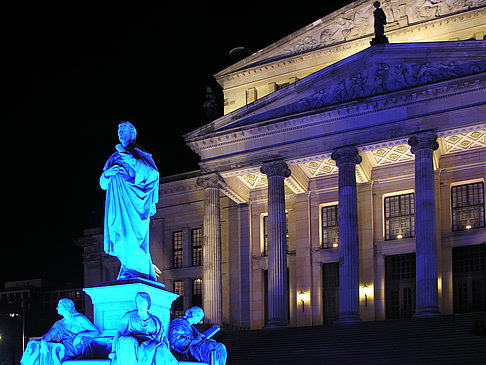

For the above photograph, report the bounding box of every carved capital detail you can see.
[260,160,291,178]
[331,146,362,167]
[408,131,439,154]
[196,173,225,189]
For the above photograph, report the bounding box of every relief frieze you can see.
[273,59,486,117]
[285,0,486,55]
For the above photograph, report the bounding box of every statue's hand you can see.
[108,352,116,360]
[73,334,83,347]
[103,165,122,178]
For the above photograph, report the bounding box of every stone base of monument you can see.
[370,35,389,46]
[84,278,177,337]
[63,361,208,365]
[67,279,209,364]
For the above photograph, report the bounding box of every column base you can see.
[335,313,361,325]
[264,319,288,329]
[413,306,441,318]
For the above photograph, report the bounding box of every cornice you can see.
[215,7,486,85]
[188,74,486,156]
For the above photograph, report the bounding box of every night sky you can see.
[2,3,354,288]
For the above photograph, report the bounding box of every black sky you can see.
[2,2,355,288]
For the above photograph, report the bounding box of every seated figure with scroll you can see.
[109,292,178,365]
[20,298,100,365]
[169,306,227,365]
[100,121,159,281]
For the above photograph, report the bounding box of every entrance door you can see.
[322,263,339,324]
[385,253,416,319]
[453,244,486,313]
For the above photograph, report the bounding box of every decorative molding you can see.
[440,128,486,154]
[283,1,486,57]
[188,75,486,154]
[216,5,486,81]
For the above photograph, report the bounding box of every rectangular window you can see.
[322,205,339,248]
[172,280,184,318]
[172,231,183,268]
[452,182,485,231]
[191,227,202,266]
[384,193,415,240]
[263,213,288,256]
[192,278,203,308]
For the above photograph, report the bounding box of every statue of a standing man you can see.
[100,121,159,281]
[370,1,389,45]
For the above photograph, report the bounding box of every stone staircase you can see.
[217,312,486,365]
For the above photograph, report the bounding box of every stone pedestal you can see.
[83,279,178,337]
[408,131,441,317]
[261,160,291,327]
[331,146,362,324]
[197,173,225,325]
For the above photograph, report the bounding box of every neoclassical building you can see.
[78,0,486,329]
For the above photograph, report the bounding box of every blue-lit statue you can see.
[100,121,159,281]
[110,292,178,365]
[20,298,100,365]
[169,307,227,365]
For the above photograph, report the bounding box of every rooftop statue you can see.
[109,292,178,365]
[370,1,389,45]
[100,121,159,281]
[169,306,227,365]
[20,298,100,365]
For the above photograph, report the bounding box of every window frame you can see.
[383,191,415,241]
[172,230,184,269]
[451,180,485,232]
[320,203,339,249]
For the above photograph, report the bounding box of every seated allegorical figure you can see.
[169,306,227,365]
[110,292,178,365]
[20,298,100,365]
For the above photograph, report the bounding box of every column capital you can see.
[260,160,291,178]
[331,146,362,167]
[408,131,439,154]
[196,172,225,189]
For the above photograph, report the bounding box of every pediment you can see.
[186,41,486,141]
[217,0,486,76]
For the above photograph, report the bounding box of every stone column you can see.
[261,160,291,327]
[196,173,225,325]
[408,131,440,317]
[331,146,362,324]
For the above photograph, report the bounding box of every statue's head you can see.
[118,121,137,147]
[57,298,78,318]
[185,306,204,324]
[373,1,380,8]
[135,292,151,310]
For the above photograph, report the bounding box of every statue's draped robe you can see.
[169,318,227,365]
[112,310,177,365]
[20,318,93,365]
[373,7,387,38]
[100,144,159,281]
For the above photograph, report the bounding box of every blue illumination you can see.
[100,122,159,281]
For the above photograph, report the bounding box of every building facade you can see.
[79,0,486,329]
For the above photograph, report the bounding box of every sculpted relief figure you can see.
[110,292,178,365]
[100,121,159,281]
[170,307,227,365]
[21,298,100,365]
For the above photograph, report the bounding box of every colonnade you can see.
[197,130,440,325]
